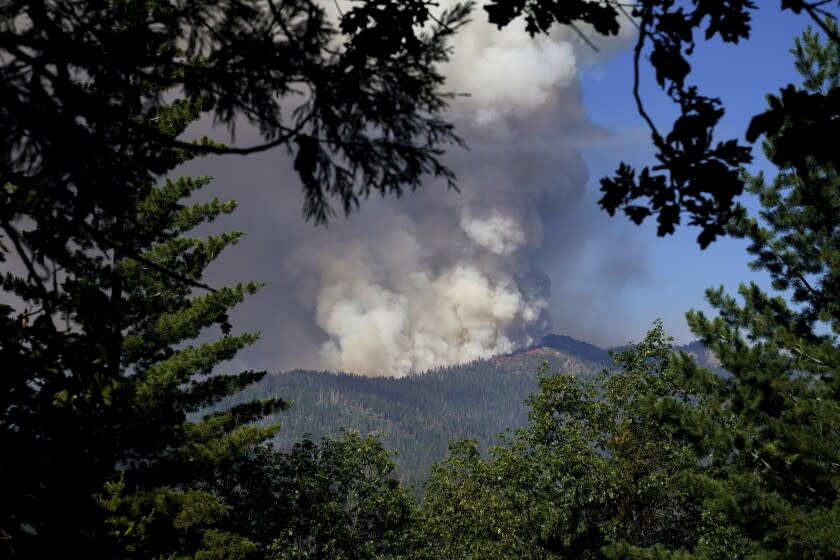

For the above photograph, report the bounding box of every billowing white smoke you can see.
[194,3,640,377]
[460,212,527,255]
[323,1,633,127]
[438,2,635,126]
[288,1,635,377]
[310,209,547,375]
[316,251,543,375]
[445,20,578,126]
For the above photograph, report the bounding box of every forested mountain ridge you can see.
[221,335,721,493]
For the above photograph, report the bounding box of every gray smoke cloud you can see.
[185,3,645,376]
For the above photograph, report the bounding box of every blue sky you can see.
[575,6,816,346]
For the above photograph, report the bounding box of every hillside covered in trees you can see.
[218,336,723,493]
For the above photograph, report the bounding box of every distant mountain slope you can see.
[220,341,605,494]
[537,334,612,364]
[220,335,723,494]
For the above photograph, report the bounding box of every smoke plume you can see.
[189,2,644,376]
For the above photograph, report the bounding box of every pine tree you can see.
[654,21,840,559]
[1,67,286,559]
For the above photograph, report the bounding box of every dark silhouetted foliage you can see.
[486,1,840,248]
[0,10,289,554]
[0,0,471,235]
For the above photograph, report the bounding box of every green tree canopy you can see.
[200,431,418,560]
[418,323,730,559]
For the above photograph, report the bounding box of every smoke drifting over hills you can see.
[189,3,645,376]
